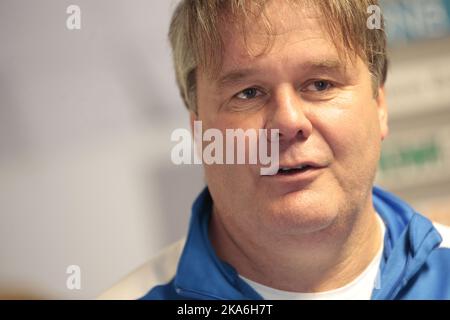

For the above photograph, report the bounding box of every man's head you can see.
[169,0,389,237]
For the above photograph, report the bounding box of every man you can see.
[100,0,450,300]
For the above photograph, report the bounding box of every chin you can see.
[260,190,341,235]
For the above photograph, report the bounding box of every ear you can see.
[376,86,389,141]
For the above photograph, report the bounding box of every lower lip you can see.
[262,167,324,189]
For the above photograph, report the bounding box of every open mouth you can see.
[277,165,314,175]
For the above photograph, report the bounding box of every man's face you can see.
[194,2,388,237]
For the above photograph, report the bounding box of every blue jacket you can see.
[141,186,450,300]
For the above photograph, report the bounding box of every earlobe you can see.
[376,87,389,141]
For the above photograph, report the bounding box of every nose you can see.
[265,85,313,144]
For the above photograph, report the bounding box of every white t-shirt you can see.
[239,215,385,300]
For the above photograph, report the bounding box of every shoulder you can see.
[433,222,450,249]
[97,238,186,300]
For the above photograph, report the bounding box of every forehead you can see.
[214,1,344,76]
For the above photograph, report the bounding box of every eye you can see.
[304,80,333,92]
[235,87,263,100]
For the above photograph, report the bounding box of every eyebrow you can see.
[216,59,346,88]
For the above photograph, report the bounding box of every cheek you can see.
[200,112,267,171]
[200,119,259,190]
[315,93,381,153]
[313,100,382,184]
[204,110,266,131]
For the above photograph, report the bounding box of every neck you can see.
[209,196,382,292]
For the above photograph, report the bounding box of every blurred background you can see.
[0,0,449,299]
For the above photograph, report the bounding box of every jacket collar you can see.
[175,186,442,300]
[372,186,442,299]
